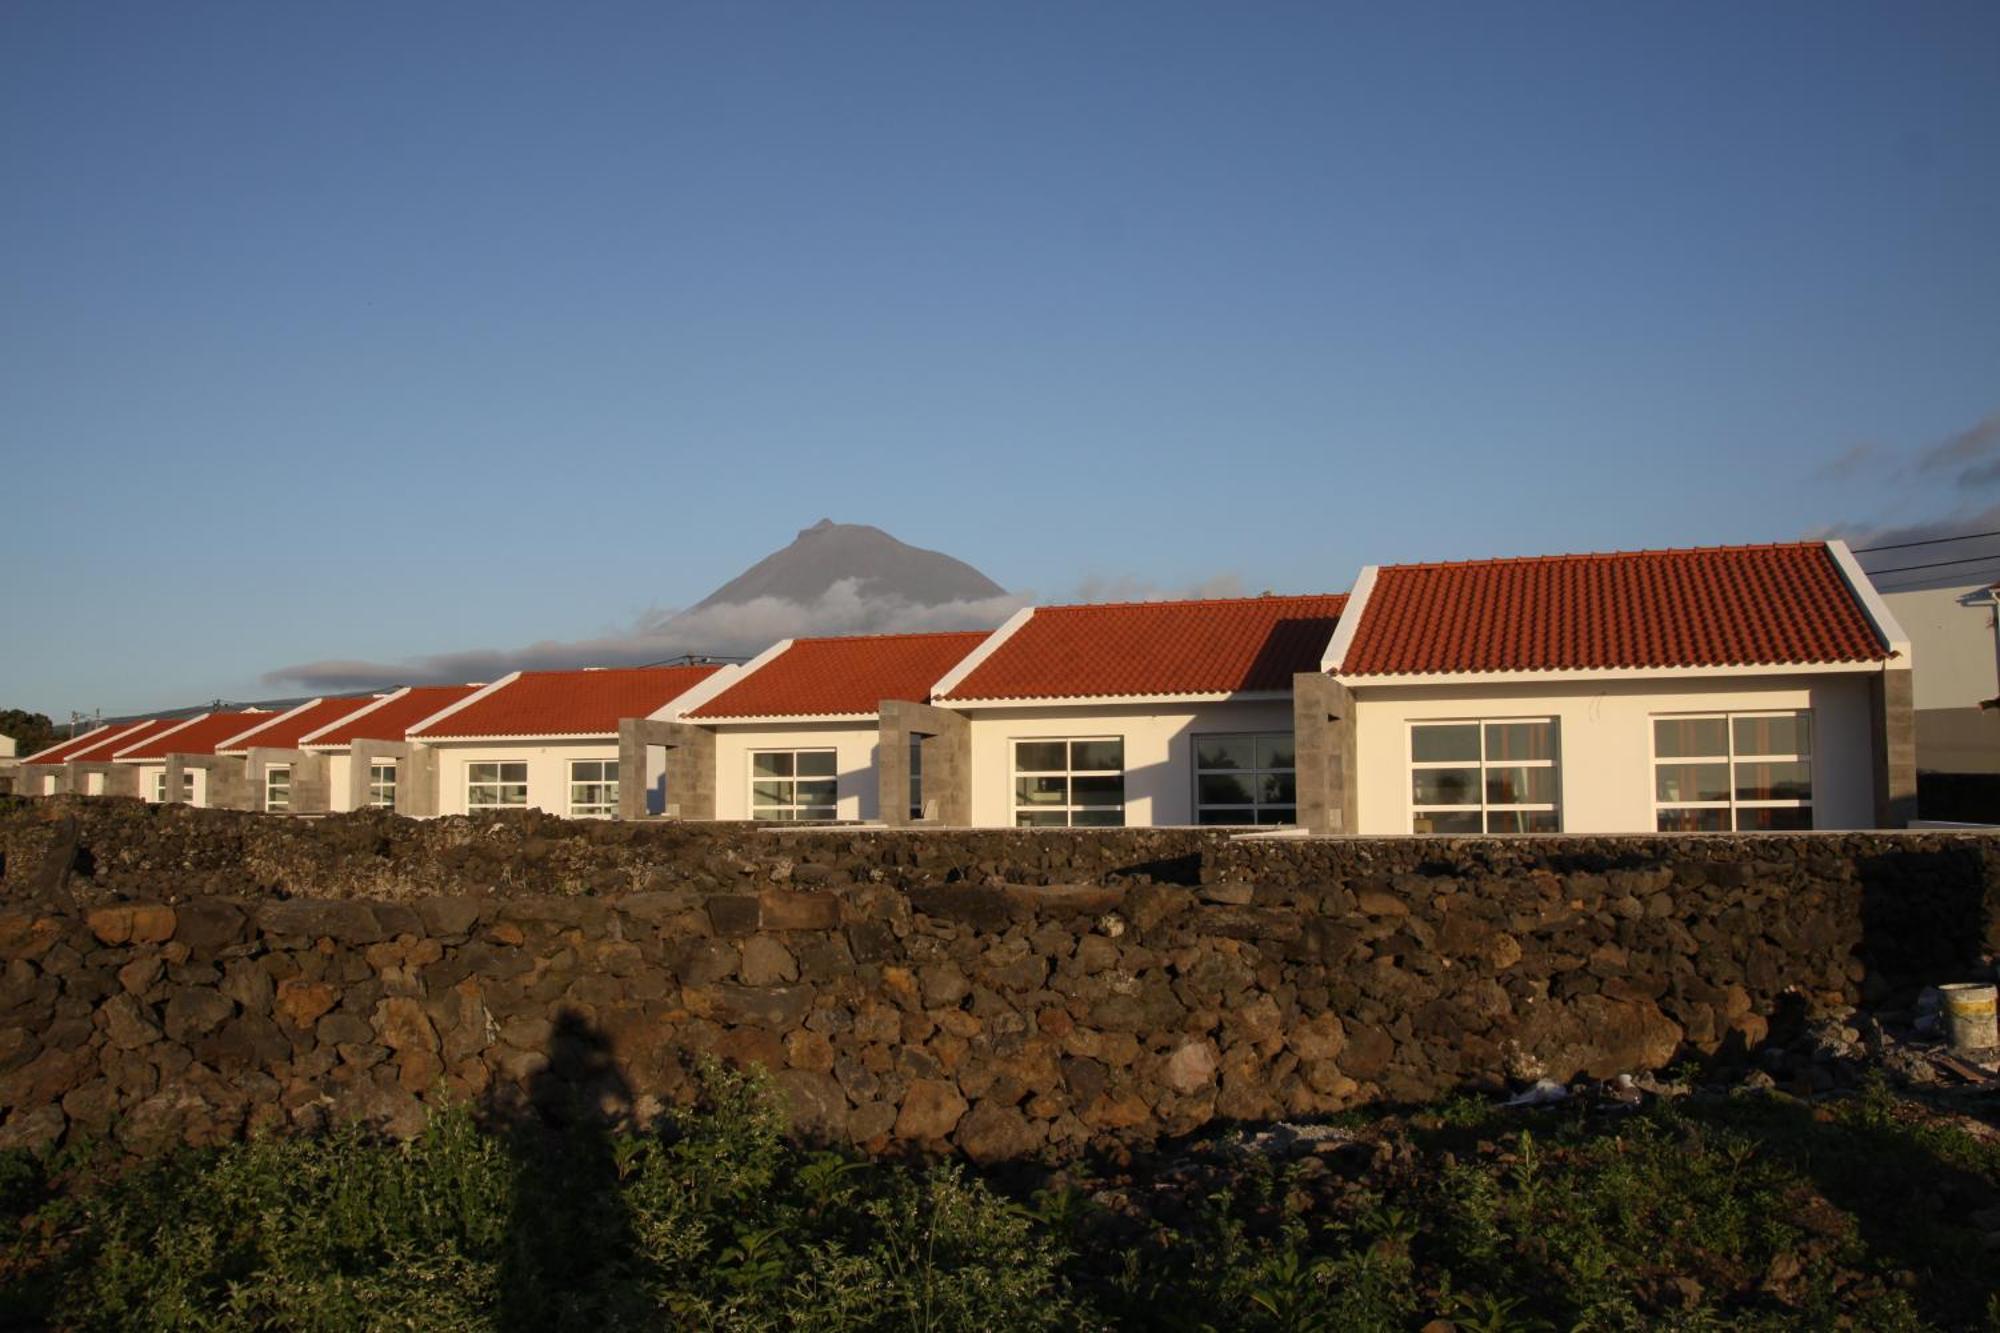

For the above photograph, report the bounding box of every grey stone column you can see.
[173,756,252,810]
[69,763,140,799]
[1293,673,1358,835]
[244,749,331,813]
[349,741,414,813]
[878,701,971,826]
[617,718,717,820]
[1872,666,1918,828]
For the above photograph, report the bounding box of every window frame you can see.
[1651,709,1814,832]
[1012,736,1126,828]
[367,761,398,810]
[466,761,529,812]
[568,758,620,820]
[1407,717,1561,834]
[153,771,166,803]
[908,735,924,821]
[264,765,292,814]
[1191,731,1298,826]
[748,748,839,822]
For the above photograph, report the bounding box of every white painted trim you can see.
[408,672,522,738]
[931,607,1035,701]
[650,661,746,721]
[217,698,325,755]
[1825,539,1913,663]
[298,689,409,749]
[939,689,1293,709]
[418,731,623,745]
[1333,659,1884,689]
[1322,565,1378,673]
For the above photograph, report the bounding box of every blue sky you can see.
[4,2,1998,717]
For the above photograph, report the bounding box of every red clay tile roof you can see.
[412,666,722,739]
[218,697,384,752]
[25,721,153,765]
[301,685,484,746]
[1336,542,1889,676]
[114,711,281,760]
[689,632,992,719]
[940,594,1349,701]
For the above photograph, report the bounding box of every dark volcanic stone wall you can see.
[0,798,1996,1161]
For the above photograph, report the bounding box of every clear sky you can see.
[4,2,1998,718]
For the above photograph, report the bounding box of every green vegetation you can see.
[2,1068,1996,1330]
[0,710,56,762]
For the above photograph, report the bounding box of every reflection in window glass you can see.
[1653,712,1812,832]
[750,750,838,821]
[1194,732,1296,826]
[468,762,529,810]
[1013,738,1124,828]
[1410,720,1559,834]
[569,759,619,819]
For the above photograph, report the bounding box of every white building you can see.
[1879,581,2000,776]
[409,665,729,818]
[1321,541,1912,834]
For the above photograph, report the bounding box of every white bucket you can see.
[1941,983,1999,1053]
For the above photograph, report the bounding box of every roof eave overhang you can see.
[1332,659,1889,689]
[935,689,1293,709]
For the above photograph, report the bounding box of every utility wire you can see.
[1850,528,2000,554]
[1863,552,2000,577]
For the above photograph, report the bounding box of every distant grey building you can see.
[1880,582,2000,776]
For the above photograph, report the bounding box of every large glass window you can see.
[569,759,619,819]
[153,772,166,803]
[909,736,924,820]
[1654,712,1812,831]
[368,763,398,809]
[1194,732,1297,825]
[751,749,838,821]
[265,766,292,814]
[1410,719,1560,833]
[1014,738,1125,828]
[468,762,528,811]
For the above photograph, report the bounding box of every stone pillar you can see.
[349,740,415,813]
[617,718,716,820]
[1293,673,1358,836]
[244,749,331,813]
[878,701,971,826]
[169,756,252,810]
[70,763,140,799]
[1872,666,1918,828]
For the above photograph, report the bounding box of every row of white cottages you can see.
[4,540,1916,835]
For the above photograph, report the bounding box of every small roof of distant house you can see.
[937,594,1349,702]
[299,685,484,747]
[1332,541,1891,677]
[411,665,724,740]
[23,721,154,765]
[113,711,279,760]
[217,697,385,753]
[689,631,992,720]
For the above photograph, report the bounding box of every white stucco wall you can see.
[1880,584,1995,710]
[137,765,164,802]
[325,754,354,812]
[428,740,623,818]
[1350,672,1880,834]
[960,699,1298,828]
[709,721,884,822]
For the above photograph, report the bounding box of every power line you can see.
[1860,552,2000,577]
[1851,527,2000,554]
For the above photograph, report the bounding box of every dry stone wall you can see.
[1,797,1996,1162]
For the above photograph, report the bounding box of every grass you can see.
[2,1068,1997,1330]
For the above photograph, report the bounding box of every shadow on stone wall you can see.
[495,1010,643,1330]
[1857,847,1999,1002]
